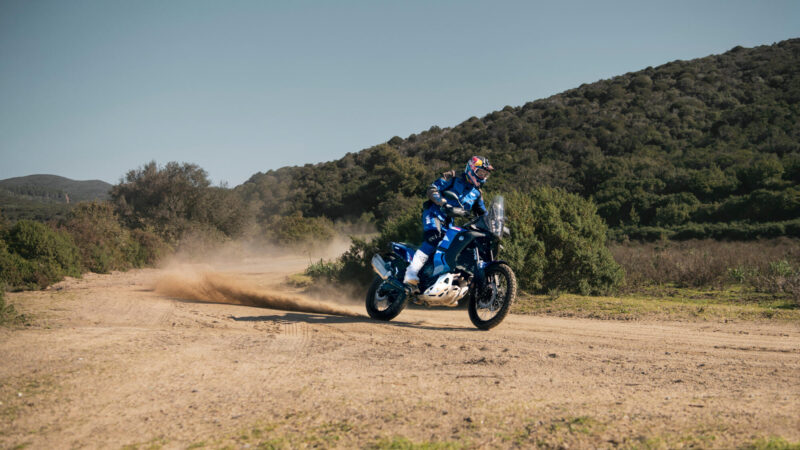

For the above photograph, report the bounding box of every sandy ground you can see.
[1,253,799,449]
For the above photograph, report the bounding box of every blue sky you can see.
[1,0,798,185]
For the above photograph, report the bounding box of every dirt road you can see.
[1,255,799,448]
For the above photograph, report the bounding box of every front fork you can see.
[473,246,501,306]
[473,247,487,292]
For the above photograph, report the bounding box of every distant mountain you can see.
[0,175,112,222]
[0,175,111,203]
[238,38,800,240]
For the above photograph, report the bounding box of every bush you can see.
[503,188,623,294]
[60,202,138,273]
[1,220,81,289]
[0,283,23,326]
[129,228,167,267]
[0,239,34,289]
[335,237,381,286]
[304,237,382,287]
[304,258,344,283]
[748,259,800,305]
[266,214,337,247]
[374,202,424,250]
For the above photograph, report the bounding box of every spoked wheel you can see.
[365,276,408,321]
[468,263,517,330]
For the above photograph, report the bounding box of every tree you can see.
[111,161,249,242]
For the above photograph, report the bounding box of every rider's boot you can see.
[403,250,428,292]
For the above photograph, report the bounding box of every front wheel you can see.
[468,263,517,330]
[366,276,408,321]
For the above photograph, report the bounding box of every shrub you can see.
[503,188,623,294]
[0,283,24,326]
[304,237,382,287]
[749,259,800,305]
[60,202,137,273]
[0,239,34,289]
[304,258,344,283]
[334,237,380,286]
[266,214,337,247]
[1,220,81,289]
[374,203,423,250]
[129,228,167,267]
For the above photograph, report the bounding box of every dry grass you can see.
[611,238,800,307]
[512,286,800,322]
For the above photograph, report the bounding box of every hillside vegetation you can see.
[239,39,800,241]
[0,175,112,222]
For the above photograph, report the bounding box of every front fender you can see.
[474,260,514,291]
[481,260,512,270]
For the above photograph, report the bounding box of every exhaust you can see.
[371,254,392,280]
[371,254,409,295]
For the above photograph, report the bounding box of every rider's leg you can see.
[403,249,429,286]
[404,218,443,286]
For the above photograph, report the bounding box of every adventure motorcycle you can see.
[367,192,516,330]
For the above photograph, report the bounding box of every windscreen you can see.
[488,195,505,238]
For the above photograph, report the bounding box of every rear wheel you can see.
[468,263,516,330]
[366,276,408,321]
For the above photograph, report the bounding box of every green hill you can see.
[0,175,112,222]
[238,38,800,240]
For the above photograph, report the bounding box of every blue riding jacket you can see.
[421,171,487,245]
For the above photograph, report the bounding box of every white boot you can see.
[403,250,429,286]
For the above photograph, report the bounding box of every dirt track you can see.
[1,255,799,449]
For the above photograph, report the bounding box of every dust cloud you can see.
[154,271,361,317]
[153,237,364,318]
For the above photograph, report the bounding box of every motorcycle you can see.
[366,192,517,330]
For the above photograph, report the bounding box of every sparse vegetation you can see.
[368,437,462,449]
[612,238,800,306]
[512,287,800,322]
[0,284,26,326]
[743,437,800,450]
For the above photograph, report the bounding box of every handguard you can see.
[444,204,468,217]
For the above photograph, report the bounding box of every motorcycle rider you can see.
[403,156,494,288]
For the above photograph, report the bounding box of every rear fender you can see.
[391,242,417,263]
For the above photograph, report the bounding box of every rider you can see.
[403,155,494,287]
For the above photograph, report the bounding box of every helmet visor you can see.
[475,167,491,180]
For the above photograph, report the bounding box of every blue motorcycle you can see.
[367,193,517,330]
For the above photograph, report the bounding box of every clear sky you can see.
[1,0,798,185]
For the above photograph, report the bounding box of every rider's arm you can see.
[473,193,488,216]
[427,170,456,207]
